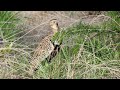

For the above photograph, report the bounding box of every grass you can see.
[0,11,120,79]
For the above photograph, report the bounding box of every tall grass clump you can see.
[0,11,31,79]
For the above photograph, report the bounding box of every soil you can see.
[15,11,108,47]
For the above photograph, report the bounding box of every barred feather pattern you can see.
[28,19,59,75]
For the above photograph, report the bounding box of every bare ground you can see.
[15,11,108,47]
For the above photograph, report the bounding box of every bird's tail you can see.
[27,57,41,75]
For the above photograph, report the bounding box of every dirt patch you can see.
[16,11,108,46]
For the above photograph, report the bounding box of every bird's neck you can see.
[52,29,58,35]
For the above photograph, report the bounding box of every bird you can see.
[28,19,60,75]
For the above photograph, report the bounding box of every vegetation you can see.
[0,11,119,79]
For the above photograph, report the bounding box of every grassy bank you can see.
[0,11,120,79]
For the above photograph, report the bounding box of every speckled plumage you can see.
[28,19,59,75]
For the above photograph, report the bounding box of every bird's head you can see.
[49,19,59,34]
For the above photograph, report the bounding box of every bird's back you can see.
[31,34,54,65]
